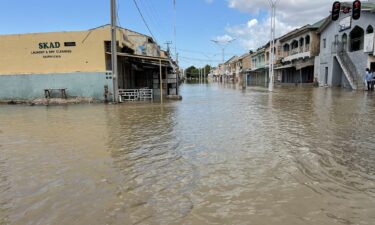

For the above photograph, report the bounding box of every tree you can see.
[204,65,212,77]
[185,66,199,79]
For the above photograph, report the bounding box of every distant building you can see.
[0,25,179,101]
[317,2,375,89]
[249,47,268,85]
[238,52,252,85]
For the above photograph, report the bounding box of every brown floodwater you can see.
[0,83,375,225]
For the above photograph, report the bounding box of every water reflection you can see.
[0,144,11,225]
[0,84,374,225]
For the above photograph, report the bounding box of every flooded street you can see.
[1,83,375,225]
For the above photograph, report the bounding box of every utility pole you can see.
[204,66,206,81]
[111,0,119,102]
[165,41,172,55]
[211,39,236,64]
[173,0,177,61]
[268,0,279,92]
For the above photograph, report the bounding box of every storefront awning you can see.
[250,67,267,72]
[106,52,173,67]
[275,64,294,70]
[295,59,314,70]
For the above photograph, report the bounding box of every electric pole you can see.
[165,41,172,55]
[211,39,236,64]
[111,0,119,102]
[268,0,280,92]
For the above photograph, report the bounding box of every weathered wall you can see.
[241,54,252,70]
[0,72,113,100]
[0,26,133,75]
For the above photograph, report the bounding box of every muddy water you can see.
[0,83,375,225]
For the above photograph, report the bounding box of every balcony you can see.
[283,48,311,62]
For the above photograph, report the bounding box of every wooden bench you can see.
[44,89,67,99]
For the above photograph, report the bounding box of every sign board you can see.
[339,16,351,32]
[31,41,75,59]
[364,33,374,53]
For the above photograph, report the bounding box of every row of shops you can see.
[212,2,375,90]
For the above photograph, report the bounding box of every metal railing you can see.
[139,88,153,101]
[118,89,139,102]
[332,41,362,89]
[118,89,154,102]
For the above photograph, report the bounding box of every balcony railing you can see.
[290,48,299,55]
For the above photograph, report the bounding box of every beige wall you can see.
[241,54,252,70]
[0,26,152,75]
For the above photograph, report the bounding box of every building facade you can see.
[248,47,268,85]
[277,21,322,84]
[0,25,178,101]
[318,3,375,89]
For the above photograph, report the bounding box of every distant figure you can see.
[365,68,372,91]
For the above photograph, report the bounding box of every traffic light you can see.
[332,1,341,21]
[352,0,361,20]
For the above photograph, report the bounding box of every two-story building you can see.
[317,2,375,89]
[248,47,268,85]
[238,52,252,86]
[265,40,283,83]
[276,20,323,84]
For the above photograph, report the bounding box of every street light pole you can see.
[268,0,279,92]
[211,39,236,82]
[111,0,119,102]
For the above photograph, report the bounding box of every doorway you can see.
[325,67,329,85]
[371,62,375,72]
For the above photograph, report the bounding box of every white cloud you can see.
[247,19,258,28]
[226,17,295,50]
[227,0,332,27]
[223,0,334,50]
[213,34,235,43]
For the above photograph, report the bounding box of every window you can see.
[367,25,374,34]
[334,35,339,45]
[342,33,348,51]
[350,26,364,52]
[305,35,311,45]
[323,39,326,48]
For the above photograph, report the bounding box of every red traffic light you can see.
[352,0,361,20]
[332,1,341,21]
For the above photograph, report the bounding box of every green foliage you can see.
[185,64,212,78]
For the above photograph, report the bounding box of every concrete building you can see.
[277,20,323,84]
[238,52,252,85]
[317,2,375,89]
[0,25,178,101]
[248,47,268,85]
[265,40,283,83]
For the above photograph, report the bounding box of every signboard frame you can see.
[339,16,352,32]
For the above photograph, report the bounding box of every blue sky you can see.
[0,0,334,68]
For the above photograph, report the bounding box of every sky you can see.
[0,0,353,68]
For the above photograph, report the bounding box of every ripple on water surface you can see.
[0,84,375,225]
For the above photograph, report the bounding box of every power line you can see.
[132,0,157,42]
[179,55,223,62]
[140,0,170,36]
[177,48,243,56]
